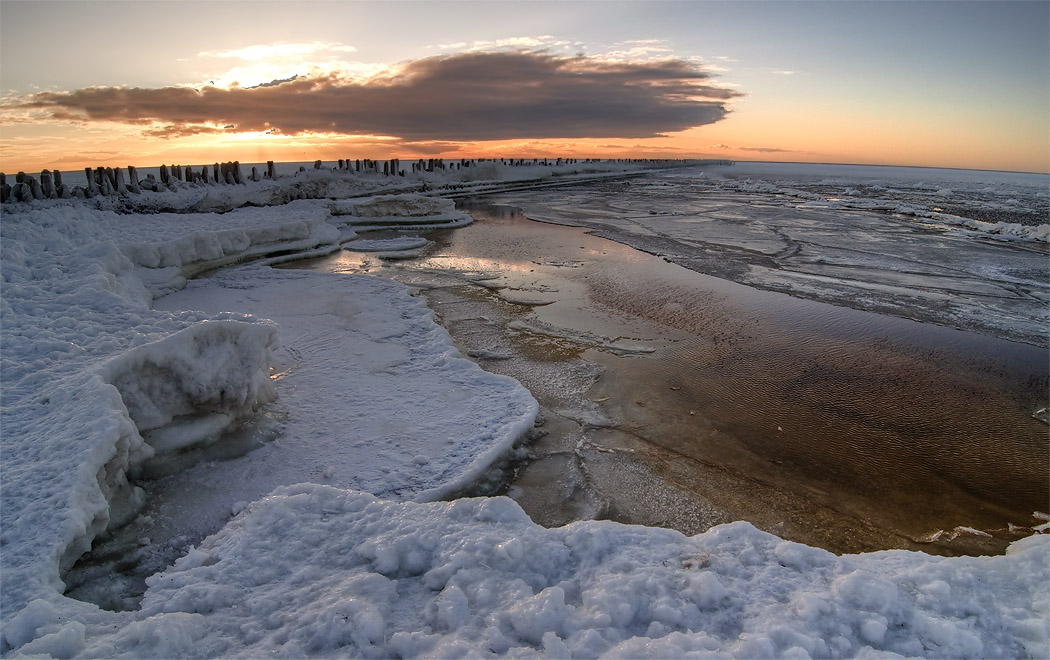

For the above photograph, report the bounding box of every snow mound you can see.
[331,193,457,218]
[0,193,529,630]
[327,193,473,233]
[154,265,539,502]
[35,485,1042,659]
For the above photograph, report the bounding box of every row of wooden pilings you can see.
[1,157,712,204]
[323,157,593,175]
[0,161,268,203]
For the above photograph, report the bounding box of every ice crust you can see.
[17,487,1049,659]
[153,265,538,503]
[495,162,1050,346]
[2,163,1047,658]
[704,162,1050,243]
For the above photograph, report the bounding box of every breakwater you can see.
[0,158,732,204]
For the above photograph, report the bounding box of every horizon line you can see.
[2,157,1047,178]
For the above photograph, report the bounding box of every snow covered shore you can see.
[1,164,1047,658]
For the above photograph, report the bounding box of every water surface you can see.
[303,200,1048,556]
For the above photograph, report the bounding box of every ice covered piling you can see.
[1,158,708,206]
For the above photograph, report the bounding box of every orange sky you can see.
[2,1,1048,174]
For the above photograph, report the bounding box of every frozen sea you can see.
[2,161,1048,658]
[304,163,1048,559]
[490,162,1050,346]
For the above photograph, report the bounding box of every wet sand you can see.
[300,202,1049,556]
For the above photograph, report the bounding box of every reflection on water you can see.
[297,201,1049,556]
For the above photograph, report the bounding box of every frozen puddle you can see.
[66,265,537,610]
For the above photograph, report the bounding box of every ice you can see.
[508,319,659,356]
[52,486,1046,659]
[2,161,1047,658]
[490,163,1050,346]
[1,172,542,630]
[153,265,538,503]
[344,236,432,252]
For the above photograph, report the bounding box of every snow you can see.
[40,487,1050,659]
[153,265,537,503]
[707,161,1050,244]
[2,161,1047,658]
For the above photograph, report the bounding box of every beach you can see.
[1,162,1047,658]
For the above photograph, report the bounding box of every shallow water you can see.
[306,198,1048,556]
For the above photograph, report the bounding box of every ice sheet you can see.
[489,163,1049,346]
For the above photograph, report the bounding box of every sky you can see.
[1,0,1047,174]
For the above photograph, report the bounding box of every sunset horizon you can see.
[2,1,1047,176]
[4,2,1049,655]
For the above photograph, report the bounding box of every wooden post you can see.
[213,163,221,184]
[40,170,55,198]
[126,167,140,193]
[13,181,33,202]
[233,161,244,184]
[0,173,9,203]
[266,161,275,179]
[114,168,128,194]
[85,168,99,197]
[314,160,322,169]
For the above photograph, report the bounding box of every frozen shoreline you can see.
[487,163,1050,348]
[2,162,1047,658]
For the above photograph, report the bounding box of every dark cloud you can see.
[143,124,227,138]
[245,75,299,89]
[11,51,741,141]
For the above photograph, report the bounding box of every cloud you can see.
[245,75,299,89]
[598,39,676,61]
[198,42,357,60]
[437,36,565,52]
[9,50,741,142]
[737,146,795,153]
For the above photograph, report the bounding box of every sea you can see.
[301,161,1050,557]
